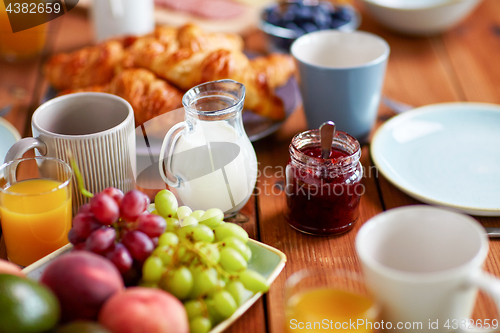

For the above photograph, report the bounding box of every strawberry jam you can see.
[285,130,363,235]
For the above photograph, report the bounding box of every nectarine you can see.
[99,287,188,333]
[40,251,124,322]
[0,259,25,278]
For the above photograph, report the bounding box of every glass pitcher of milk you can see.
[159,80,258,216]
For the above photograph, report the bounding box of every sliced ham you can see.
[155,0,246,19]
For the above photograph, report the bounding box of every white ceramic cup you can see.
[356,205,500,333]
[91,0,155,42]
[5,93,136,214]
[291,30,390,143]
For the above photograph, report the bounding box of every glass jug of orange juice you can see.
[0,157,72,267]
[0,0,47,61]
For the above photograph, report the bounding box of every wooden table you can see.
[1,1,500,331]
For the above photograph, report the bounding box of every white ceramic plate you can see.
[0,117,21,164]
[371,102,500,216]
[23,233,286,333]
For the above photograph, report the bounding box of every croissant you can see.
[138,48,290,119]
[251,54,296,90]
[44,41,124,91]
[60,69,183,126]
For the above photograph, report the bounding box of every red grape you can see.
[144,195,151,209]
[120,190,148,221]
[72,243,86,251]
[90,193,120,225]
[102,187,125,206]
[136,214,166,238]
[72,213,101,239]
[105,242,133,274]
[85,227,116,254]
[122,230,154,262]
[151,237,159,247]
[68,229,85,245]
[78,203,91,215]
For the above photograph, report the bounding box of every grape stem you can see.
[187,243,235,280]
[69,157,94,198]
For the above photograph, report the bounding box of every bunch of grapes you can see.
[141,190,269,333]
[68,188,166,277]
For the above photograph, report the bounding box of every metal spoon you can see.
[320,121,336,159]
[486,228,500,238]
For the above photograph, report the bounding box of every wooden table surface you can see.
[1,1,500,332]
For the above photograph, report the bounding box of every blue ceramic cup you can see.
[291,30,390,143]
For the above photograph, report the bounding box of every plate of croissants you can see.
[42,23,300,150]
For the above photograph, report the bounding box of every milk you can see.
[171,120,257,214]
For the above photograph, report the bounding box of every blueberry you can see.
[315,9,332,27]
[302,22,319,33]
[294,5,314,21]
[318,1,334,14]
[265,10,282,26]
[331,6,352,22]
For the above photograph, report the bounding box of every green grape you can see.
[190,210,205,221]
[151,209,159,215]
[205,298,225,326]
[184,299,205,321]
[142,256,164,283]
[225,281,253,306]
[177,206,193,220]
[165,217,180,232]
[190,267,218,299]
[199,243,220,263]
[155,190,178,218]
[192,224,215,243]
[214,223,249,243]
[199,208,224,228]
[181,216,198,227]
[189,316,212,333]
[163,266,193,300]
[153,245,175,266]
[217,278,226,289]
[178,226,196,242]
[177,245,195,264]
[243,246,252,262]
[213,290,237,319]
[238,270,269,293]
[219,236,251,261]
[158,232,179,246]
[219,248,247,272]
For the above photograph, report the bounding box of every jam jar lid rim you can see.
[289,129,361,164]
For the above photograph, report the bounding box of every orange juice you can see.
[0,178,71,266]
[0,0,47,61]
[286,288,378,332]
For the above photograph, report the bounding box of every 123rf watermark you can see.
[288,319,499,330]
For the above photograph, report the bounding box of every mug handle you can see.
[159,121,186,188]
[462,271,500,333]
[4,137,47,163]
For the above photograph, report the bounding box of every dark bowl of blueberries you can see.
[260,0,361,52]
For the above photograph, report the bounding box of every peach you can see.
[0,258,25,277]
[40,251,124,322]
[99,287,188,333]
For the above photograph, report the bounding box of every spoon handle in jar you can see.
[320,121,336,159]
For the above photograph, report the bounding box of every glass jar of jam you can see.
[285,129,363,235]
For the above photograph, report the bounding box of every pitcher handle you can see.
[159,121,186,188]
[461,271,500,333]
[5,137,47,163]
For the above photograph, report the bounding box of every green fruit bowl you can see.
[22,223,287,333]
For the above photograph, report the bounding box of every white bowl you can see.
[361,0,482,35]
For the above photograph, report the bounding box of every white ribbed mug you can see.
[5,93,136,214]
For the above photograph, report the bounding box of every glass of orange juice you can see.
[0,0,48,61]
[0,157,72,267]
[285,268,380,333]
